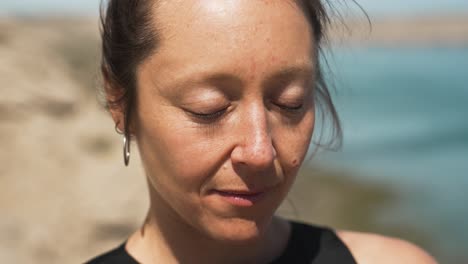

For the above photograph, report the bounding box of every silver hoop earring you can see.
[115,124,123,135]
[123,135,130,166]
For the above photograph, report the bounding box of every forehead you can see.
[144,0,314,83]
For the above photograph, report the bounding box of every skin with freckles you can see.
[107,0,438,263]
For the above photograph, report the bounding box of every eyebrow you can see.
[261,64,315,91]
[164,63,315,97]
[165,72,243,100]
[272,64,314,77]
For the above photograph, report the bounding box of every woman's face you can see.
[134,0,315,242]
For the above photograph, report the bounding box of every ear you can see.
[104,81,126,133]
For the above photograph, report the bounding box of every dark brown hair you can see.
[100,0,343,148]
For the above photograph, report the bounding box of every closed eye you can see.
[274,103,304,112]
[186,107,228,121]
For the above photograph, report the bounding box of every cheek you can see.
[275,110,315,174]
[136,112,228,192]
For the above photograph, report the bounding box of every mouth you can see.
[210,189,267,207]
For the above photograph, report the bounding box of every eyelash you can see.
[275,103,304,112]
[189,108,228,121]
[187,102,303,124]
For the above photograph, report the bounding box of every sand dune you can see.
[0,18,147,263]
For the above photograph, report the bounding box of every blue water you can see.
[312,47,468,256]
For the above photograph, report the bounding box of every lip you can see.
[211,189,267,207]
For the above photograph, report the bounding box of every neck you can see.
[125,190,291,264]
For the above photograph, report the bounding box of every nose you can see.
[231,103,276,171]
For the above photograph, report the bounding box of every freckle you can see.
[292,159,299,167]
[271,55,277,62]
[251,61,256,71]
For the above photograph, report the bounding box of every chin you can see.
[203,215,273,244]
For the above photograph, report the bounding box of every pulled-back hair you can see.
[100,0,343,149]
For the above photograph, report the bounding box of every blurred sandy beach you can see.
[1,14,467,263]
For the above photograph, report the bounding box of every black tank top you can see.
[86,221,357,264]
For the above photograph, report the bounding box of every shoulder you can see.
[336,230,438,264]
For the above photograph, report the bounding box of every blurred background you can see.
[1,1,467,263]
